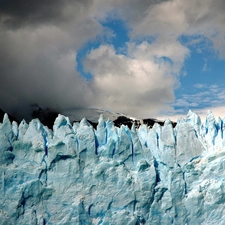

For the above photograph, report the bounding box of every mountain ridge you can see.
[0,106,176,130]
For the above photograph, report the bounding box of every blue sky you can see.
[172,36,225,118]
[1,0,225,120]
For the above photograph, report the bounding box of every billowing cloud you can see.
[127,0,225,57]
[0,0,102,119]
[84,41,189,117]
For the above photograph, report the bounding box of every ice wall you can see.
[1,110,225,224]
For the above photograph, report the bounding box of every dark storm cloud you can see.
[0,30,92,120]
[0,0,92,28]
[0,0,99,120]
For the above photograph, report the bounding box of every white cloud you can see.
[202,58,210,72]
[164,84,225,120]
[84,41,188,118]
[194,84,207,89]
[125,0,225,57]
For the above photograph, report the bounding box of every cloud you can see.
[194,83,208,89]
[0,1,102,119]
[127,0,225,57]
[0,0,94,29]
[202,58,208,72]
[0,28,93,119]
[170,84,225,118]
[84,41,189,118]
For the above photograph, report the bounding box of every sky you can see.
[0,0,225,121]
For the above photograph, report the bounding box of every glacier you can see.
[1,110,225,224]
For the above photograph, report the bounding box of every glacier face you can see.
[1,111,225,224]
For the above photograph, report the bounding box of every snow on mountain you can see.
[0,110,225,224]
[62,107,128,123]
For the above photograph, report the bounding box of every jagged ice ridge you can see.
[1,110,225,224]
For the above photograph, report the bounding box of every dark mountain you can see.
[0,108,18,123]
[32,107,59,129]
[113,116,176,129]
[0,106,176,130]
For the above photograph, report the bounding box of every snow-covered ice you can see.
[1,110,225,224]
